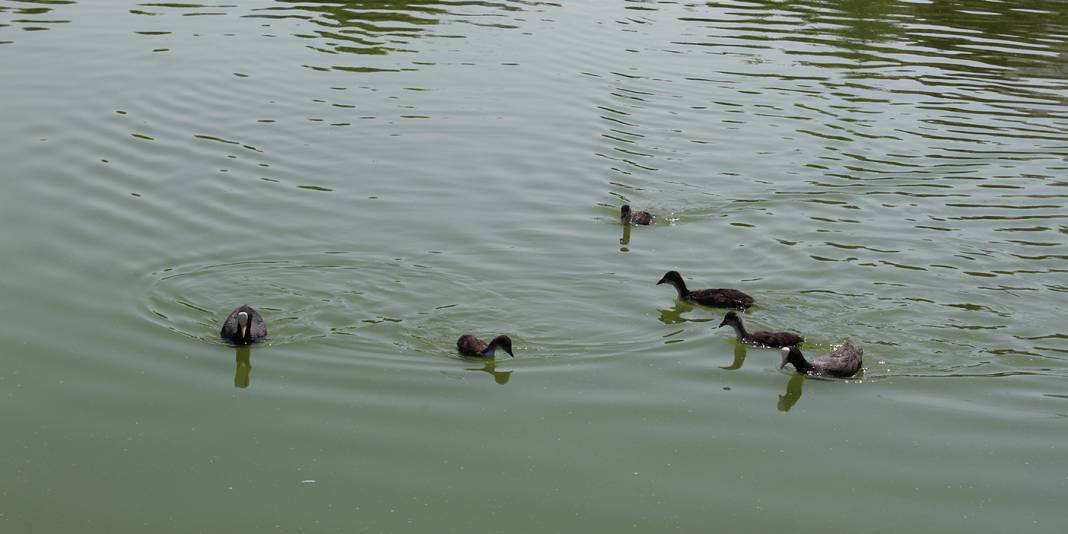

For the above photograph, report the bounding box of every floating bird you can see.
[657,270,754,309]
[780,343,863,378]
[621,204,653,225]
[718,310,803,348]
[220,304,267,345]
[457,334,514,358]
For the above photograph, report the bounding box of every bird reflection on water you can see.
[234,346,252,389]
[777,373,805,412]
[618,224,631,252]
[657,301,716,326]
[466,359,513,385]
[721,343,748,370]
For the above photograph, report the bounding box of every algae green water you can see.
[1,1,1066,532]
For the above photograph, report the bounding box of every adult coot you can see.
[221,304,267,345]
[780,343,863,378]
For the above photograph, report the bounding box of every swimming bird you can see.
[220,304,267,345]
[656,270,754,309]
[457,334,514,358]
[780,343,863,378]
[718,310,803,348]
[621,204,653,225]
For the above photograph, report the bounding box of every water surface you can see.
[2,1,1067,532]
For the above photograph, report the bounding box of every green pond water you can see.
[2,0,1067,532]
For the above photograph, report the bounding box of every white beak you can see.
[238,311,249,339]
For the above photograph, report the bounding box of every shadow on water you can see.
[465,358,512,385]
[777,373,806,412]
[234,346,253,389]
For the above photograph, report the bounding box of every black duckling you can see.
[718,310,803,348]
[621,204,653,225]
[457,334,514,358]
[657,270,754,309]
[220,304,267,345]
[780,343,863,378]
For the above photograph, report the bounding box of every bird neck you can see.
[481,339,501,357]
[726,320,748,341]
[788,352,813,374]
[670,278,690,299]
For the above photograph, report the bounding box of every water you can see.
[2,0,1067,531]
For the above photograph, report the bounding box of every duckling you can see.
[657,270,754,309]
[780,343,863,378]
[621,204,653,225]
[221,304,267,345]
[457,334,514,358]
[718,311,803,348]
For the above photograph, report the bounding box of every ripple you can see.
[141,252,478,348]
[5,3,1068,531]
[246,0,539,72]
[138,248,648,371]
[0,0,75,39]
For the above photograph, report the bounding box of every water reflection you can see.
[657,301,716,326]
[777,373,805,412]
[0,0,75,38]
[618,224,630,251]
[693,0,1068,64]
[248,0,532,71]
[233,346,253,389]
[465,358,512,385]
[680,0,1068,106]
[263,0,443,57]
[720,343,747,371]
[658,301,693,325]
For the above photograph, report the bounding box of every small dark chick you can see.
[457,334,514,358]
[718,311,803,348]
[621,205,653,225]
[657,270,754,309]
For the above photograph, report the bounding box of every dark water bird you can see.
[220,304,267,345]
[718,310,803,348]
[457,334,514,358]
[780,343,863,378]
[621,204,653,225]
[657,270,754,309]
